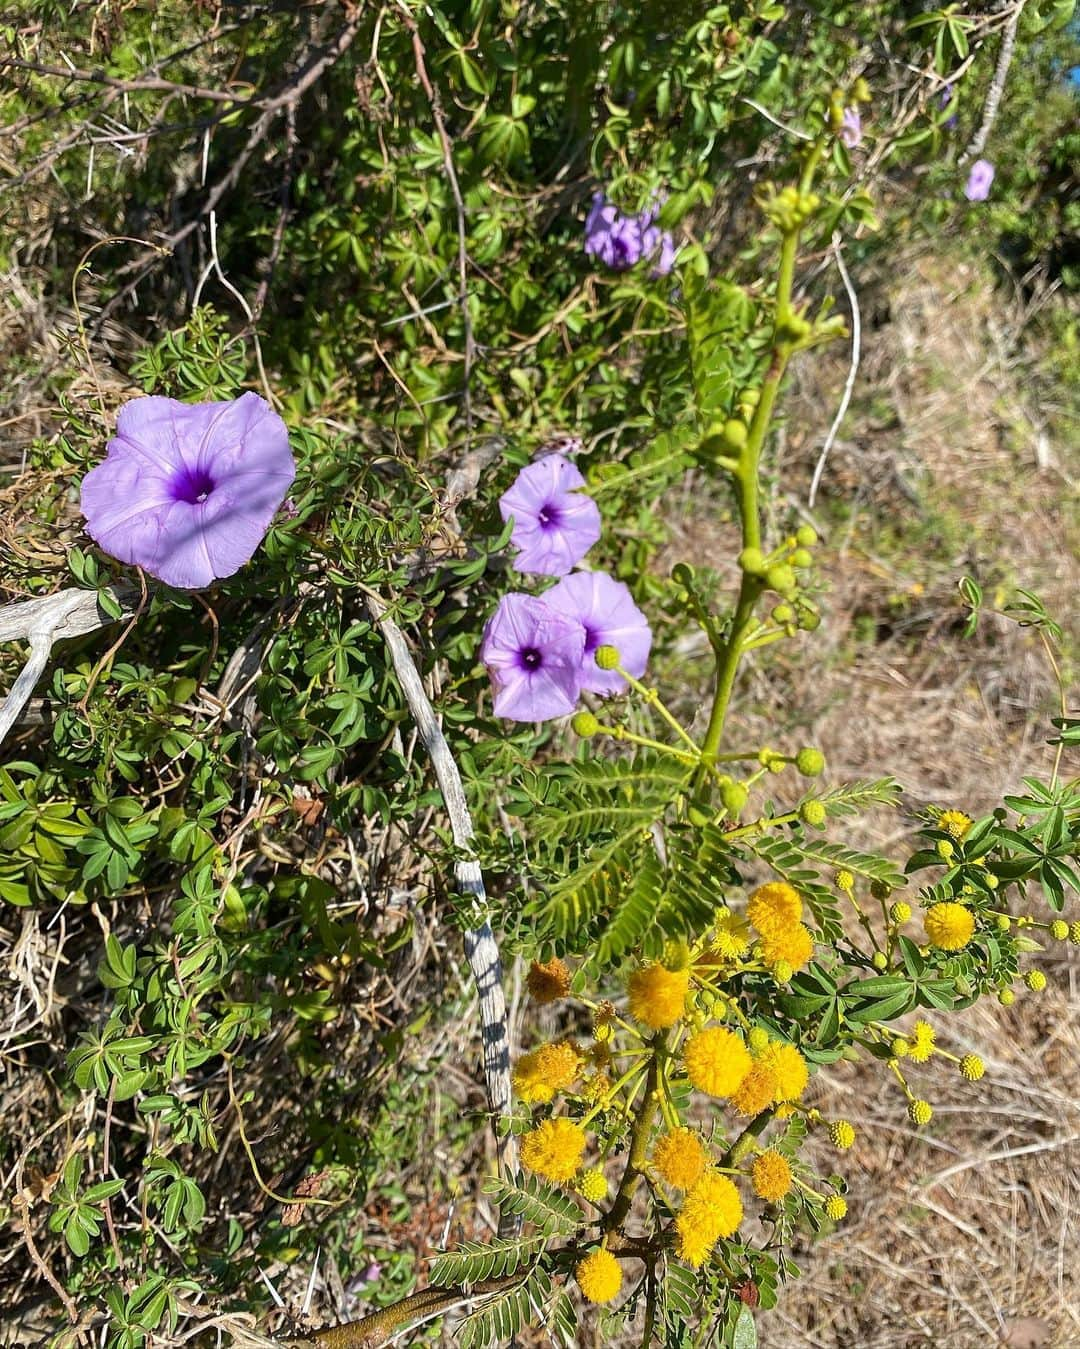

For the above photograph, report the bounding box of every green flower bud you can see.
[722,419,748,451]
[798,608,821,632]
[747,1026,770,1054]
[572,711,600,738]
[998,988,1015,1006]
[871,951,888,971]
[996,915,1011,932]
[870,879,891,901]
[594,645,621,671]
[800,800,827,827]
[772,603,795,625]
[765,564,797,597]
[852,77,871,103]
[739,547,765,576]
[795,747,825,777]
[720,779,749,818]
[791,548,813,569]
[796,524,818,547]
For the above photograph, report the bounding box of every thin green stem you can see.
[604,1037,663,1233]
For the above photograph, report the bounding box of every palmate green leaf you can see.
[482,1171,583,1237]
[430,1234,547,1287]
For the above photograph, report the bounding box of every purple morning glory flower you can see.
[584,194,645,270]
[641,222,678,277]
[839,107,862,149]
[499,454,601,576]
[544,572,652,696]
[81,393,295,590]
[480,594,586,722]
[964,159,995,202]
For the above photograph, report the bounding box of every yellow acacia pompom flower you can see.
[653,1128,709,1190]
[908,1099,933,1127]
[758,1040,809,1103]
[684,1026,752,1098]
[731,1061,778,1117]
[520,1118,586,1183]
[674,1172,743,1267]
[938,809,973,841]
[760,922,814,972]
[711,909,752,960]
[512,1042,580,1104]
[746,881,803,938]
[627,963,690,1030]
[752,1149,793,1202]
[960,1054,985,1082]
[828,1119,856,1150]
[824,1195,847,1221]
[907,1020,935,1064]
[526,957,571,1004]
[924,902,975,951]
[575,1248,622,1303]
[577,1168,608,1203]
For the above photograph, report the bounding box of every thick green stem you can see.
[700,146,823,764]
[604,1035,663,1233]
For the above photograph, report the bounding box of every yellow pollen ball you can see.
[627,963,690,1030]
[824,1195,847,1221]
[710,909,752,960]
[519,1118,586,1183]
[512,1041,580,1104]
[731,1062,779,1117]
[924,902,975,951]
[577,1168,608,1203]
[960,1054,985,1082]
[674,1171,743,1267]
[526,957,571,1004]
[575,1248,623,1304]
[652,1128,709,1190]
[746,881,803,937]
[684,1026,753,1099]
[752,1149,793,1202]
[907,1020,935,1064]
[938,809,973,840]
[760,922,814,972]
[828,1120,856,1150]
[757,1040,809,1102]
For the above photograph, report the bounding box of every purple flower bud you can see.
[963,159,995,202]
[584,193,646,270]
[498,454,601,576]
[80,393,295,590]
[839,107,862,149]
[543,572,652,695]
[480,593,586,722]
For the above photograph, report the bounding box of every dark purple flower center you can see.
[171,464,216,505]
[536,502,563,530]
[582,625,599,652]
[518,646,542,672]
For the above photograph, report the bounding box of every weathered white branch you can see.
[364,593,518,1219]
[809,235,861,509]
[0,585,136,747]
[961,0,1025,165]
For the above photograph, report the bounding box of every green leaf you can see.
[733,1306,758,1349]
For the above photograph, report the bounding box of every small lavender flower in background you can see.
[839,107,862,149]
[584,193,644,270]
[480,594,586,721]
[499,454,601,576]
[80,393,295,590]
[938,82,958,130]
[964,159,995,202]
[544,572,652,695]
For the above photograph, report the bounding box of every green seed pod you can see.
[739,547,766,576]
